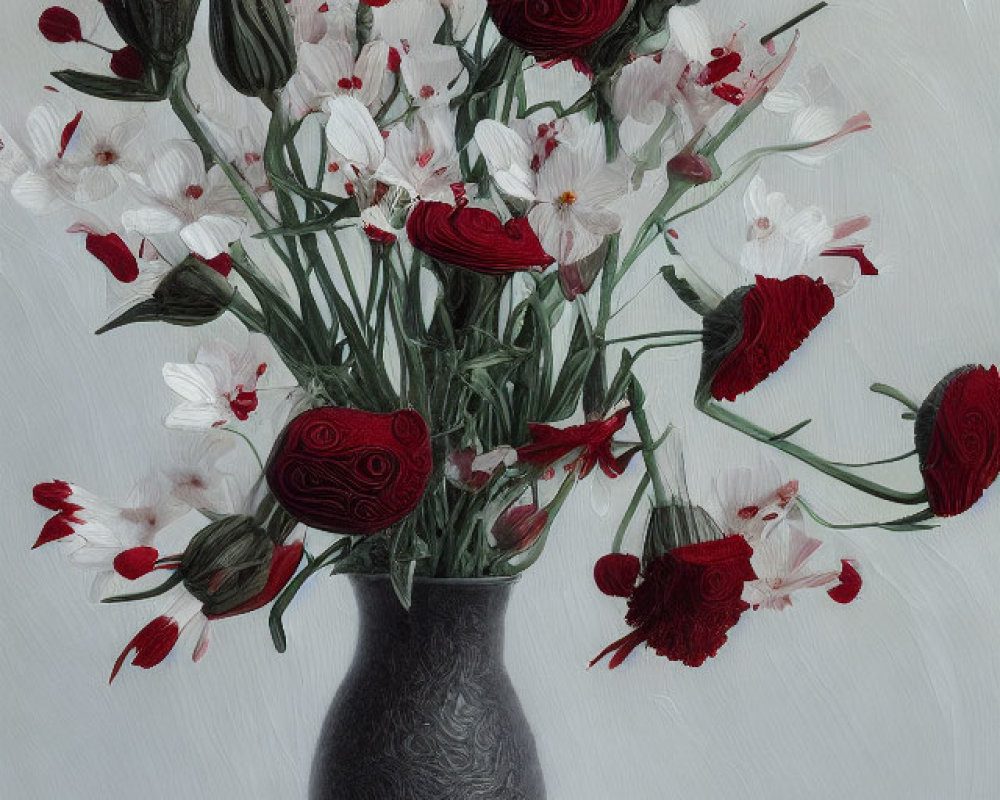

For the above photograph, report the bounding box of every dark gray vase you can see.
[309,575,546,800]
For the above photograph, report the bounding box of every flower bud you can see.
[102,0,201,66]
[492,503,548,552]
[914,365,1000,517]
[180,516,274,617]
[642,503,722,563]
[95,256,235,334]
[667,152,716,185]
[209,0,296,97]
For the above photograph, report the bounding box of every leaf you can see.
[661,265,718,317]
[102,571,183,603]
[52,69,167,102]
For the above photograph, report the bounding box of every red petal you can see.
[33,513,77,548]
[589,629,646,669]
[593,553,641,597]
[827,559,862,604]
[195,252,233,277]
[109,616,180,683]
[696,51,742,85]
[110,46,144,81]
[85,232,139,283]
[821,245,878,276]
[38,7,82,43]
[113,547,160,580]
[58,110,83,159]
[33,480,73,511]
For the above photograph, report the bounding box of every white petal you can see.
[667,5,714,64]
[180,214,246,259]
[122,205,184,236]
[146,140,207,199]
[163,362,222,404]
[324,95,385,172]
[474,120,535,200]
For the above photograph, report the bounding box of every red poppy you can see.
[406,201,553,275]
[266,407,433,535]
[700,275,835,403]
[486,0,628,61]
[517,408,638,478]
[915,365,1000,517]
[591,536,756,669]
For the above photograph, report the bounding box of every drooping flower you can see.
[742,520,843,610]
[406,201,554,274]
[591,535,756,669]
[492,503,548,552]
[517,408,638,479]
[485,0,627,62]
[122,139,247,259]
[715,463,799,544]
[162,335,270,430]
[265,406,434,535]
[698,274,836,403]
[741,176,877,295]
[914,365,1000,517]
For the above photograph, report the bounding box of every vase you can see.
[309,574,546,800]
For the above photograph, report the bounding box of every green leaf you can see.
[661,265,719,317]
[52,70,168,102]
[102,571,183,603]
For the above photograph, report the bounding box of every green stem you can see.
[870,383,921,413]
[603,329,703,345]
[831,450,918,468]
[627,378,668,507]
[797,496,935,532]
[700,400,928,505]
[221,426,264,473]
[611,473,651,554]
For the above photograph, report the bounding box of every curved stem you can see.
[870,382,920,413]
[831,450,917,468]
[700,400,928,505]
[603,329,703,345]
[221,426,264,473]
[797,496,936,532]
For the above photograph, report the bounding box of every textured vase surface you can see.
[310,575,546,800]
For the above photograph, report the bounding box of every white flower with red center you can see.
[374,108,462,203]
[715,463,800,545]
[59,111,146,203]
[285,38,391,119]
[31,478,186,600]
[162,335,271,431]
[165,432,247,513]
[741,175,877,295]
[742,517,846,611]
[121,140,247,259]
[399,43,467,108]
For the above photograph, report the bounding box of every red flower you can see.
[517,408,638,478]
[493,504,548,552]
[486,0,628,61]
[827,559,862,604]
[110,616,179,683]
[406,201,553,275]
[700,275,835,403]
[594,553,641,597]
[591,536,756,669]
[266,407,433,535]
[915,365,1000,517]
[110,46,144,80]
[38,7,82,43]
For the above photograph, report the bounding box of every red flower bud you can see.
[593,553,640,597]
[113,546,160,580]
[38,7,82,43]
[110,46,144,80]
[493,504,548,552]
[915,365,1000,517]
[667,152,715,184]
[699,275,835,403]
[266,407,433,535]
[486,0,628,60]
[406,201,553,275]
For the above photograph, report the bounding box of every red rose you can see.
[486,0,628,61]
[700,275,835,403]
[406,201,553,275]
[265,407,433,535]
[590,535,756,669]
[915,365,1000,517]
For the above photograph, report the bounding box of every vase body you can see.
[310,575,546,800]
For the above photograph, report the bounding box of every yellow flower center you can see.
[558,190,578,206]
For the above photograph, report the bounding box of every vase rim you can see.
[347,572,520,586]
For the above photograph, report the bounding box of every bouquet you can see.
[6,0,999,690]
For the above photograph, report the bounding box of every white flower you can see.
[122,139,247,259]
[742,518,841,610]
[740,175,875,295]
[285,38,391,119]
[162,335,271,430]
[399,43,467,108]
[476,118,627,263]
[31,477,186,601]
[372,0,445,48]
[375,107,462,202]
[715,462,799,545]
[164,432,251,514]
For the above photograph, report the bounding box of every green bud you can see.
[95,256,235,334]
[209,0,296,97]
[102,0,202,66]
[643,503,722,563]
[180,515,274,617]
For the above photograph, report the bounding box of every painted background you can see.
[3,1,1000,798]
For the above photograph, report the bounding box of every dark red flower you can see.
[594,553,640,597]
[406,201,553,275]
[700,275,835,403]
[266,407,433,535]
[110,46,144,80]
[827,559,862,604]
[591,536,756,669]
[915,365,1000,517]
[486,0,628,61]
[517,408,638,478]
[38,7,82,43]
